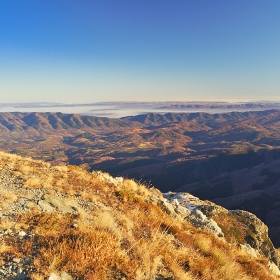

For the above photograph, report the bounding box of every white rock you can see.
[12,258,21,263]
[38,200,55,212]
[238,244,259,257]
[18,231,27,238]
[268,261,280,276]
[49,272,73,280]
[49,273,61,280]
[61,272,73,280]
[185,209,224,238]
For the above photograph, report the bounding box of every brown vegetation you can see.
[0,151,279,279]
[3,111,280,247]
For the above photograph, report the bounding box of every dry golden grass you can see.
[0,244,13,254]
[24,177,42,189]
[0,151,279,279]
[0,188,17,203]
[30,273,45,280]
[0,217,15,231]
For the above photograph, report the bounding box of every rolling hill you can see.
[1,110,280,246]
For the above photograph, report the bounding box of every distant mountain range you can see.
[1,110,280,245]
[160,102,280,110]
[1,101,280,109]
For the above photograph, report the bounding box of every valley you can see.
[1,110,280,246]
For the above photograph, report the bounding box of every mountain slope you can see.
[0,151,279,279]
[2,110,280,248]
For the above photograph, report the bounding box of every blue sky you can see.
[0,1,279,103]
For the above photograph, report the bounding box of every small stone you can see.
[21,258,30,265]
[18,231,27,238]
[61,272,73,280]
[5,229,12,235]
[49,273,61,280]
[12,258,21,264]
[49,272,73,280]
[268,261,280,276]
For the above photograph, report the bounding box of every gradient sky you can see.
[0,1,279,103]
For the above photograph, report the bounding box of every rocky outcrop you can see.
[185,209,224,238]
[160,192,280,271]
[0,153,279,279]
[38,194,78,215]
[159,193,224,238]
[228,210,279,267]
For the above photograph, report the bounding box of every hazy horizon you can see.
[0,100,279,118]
